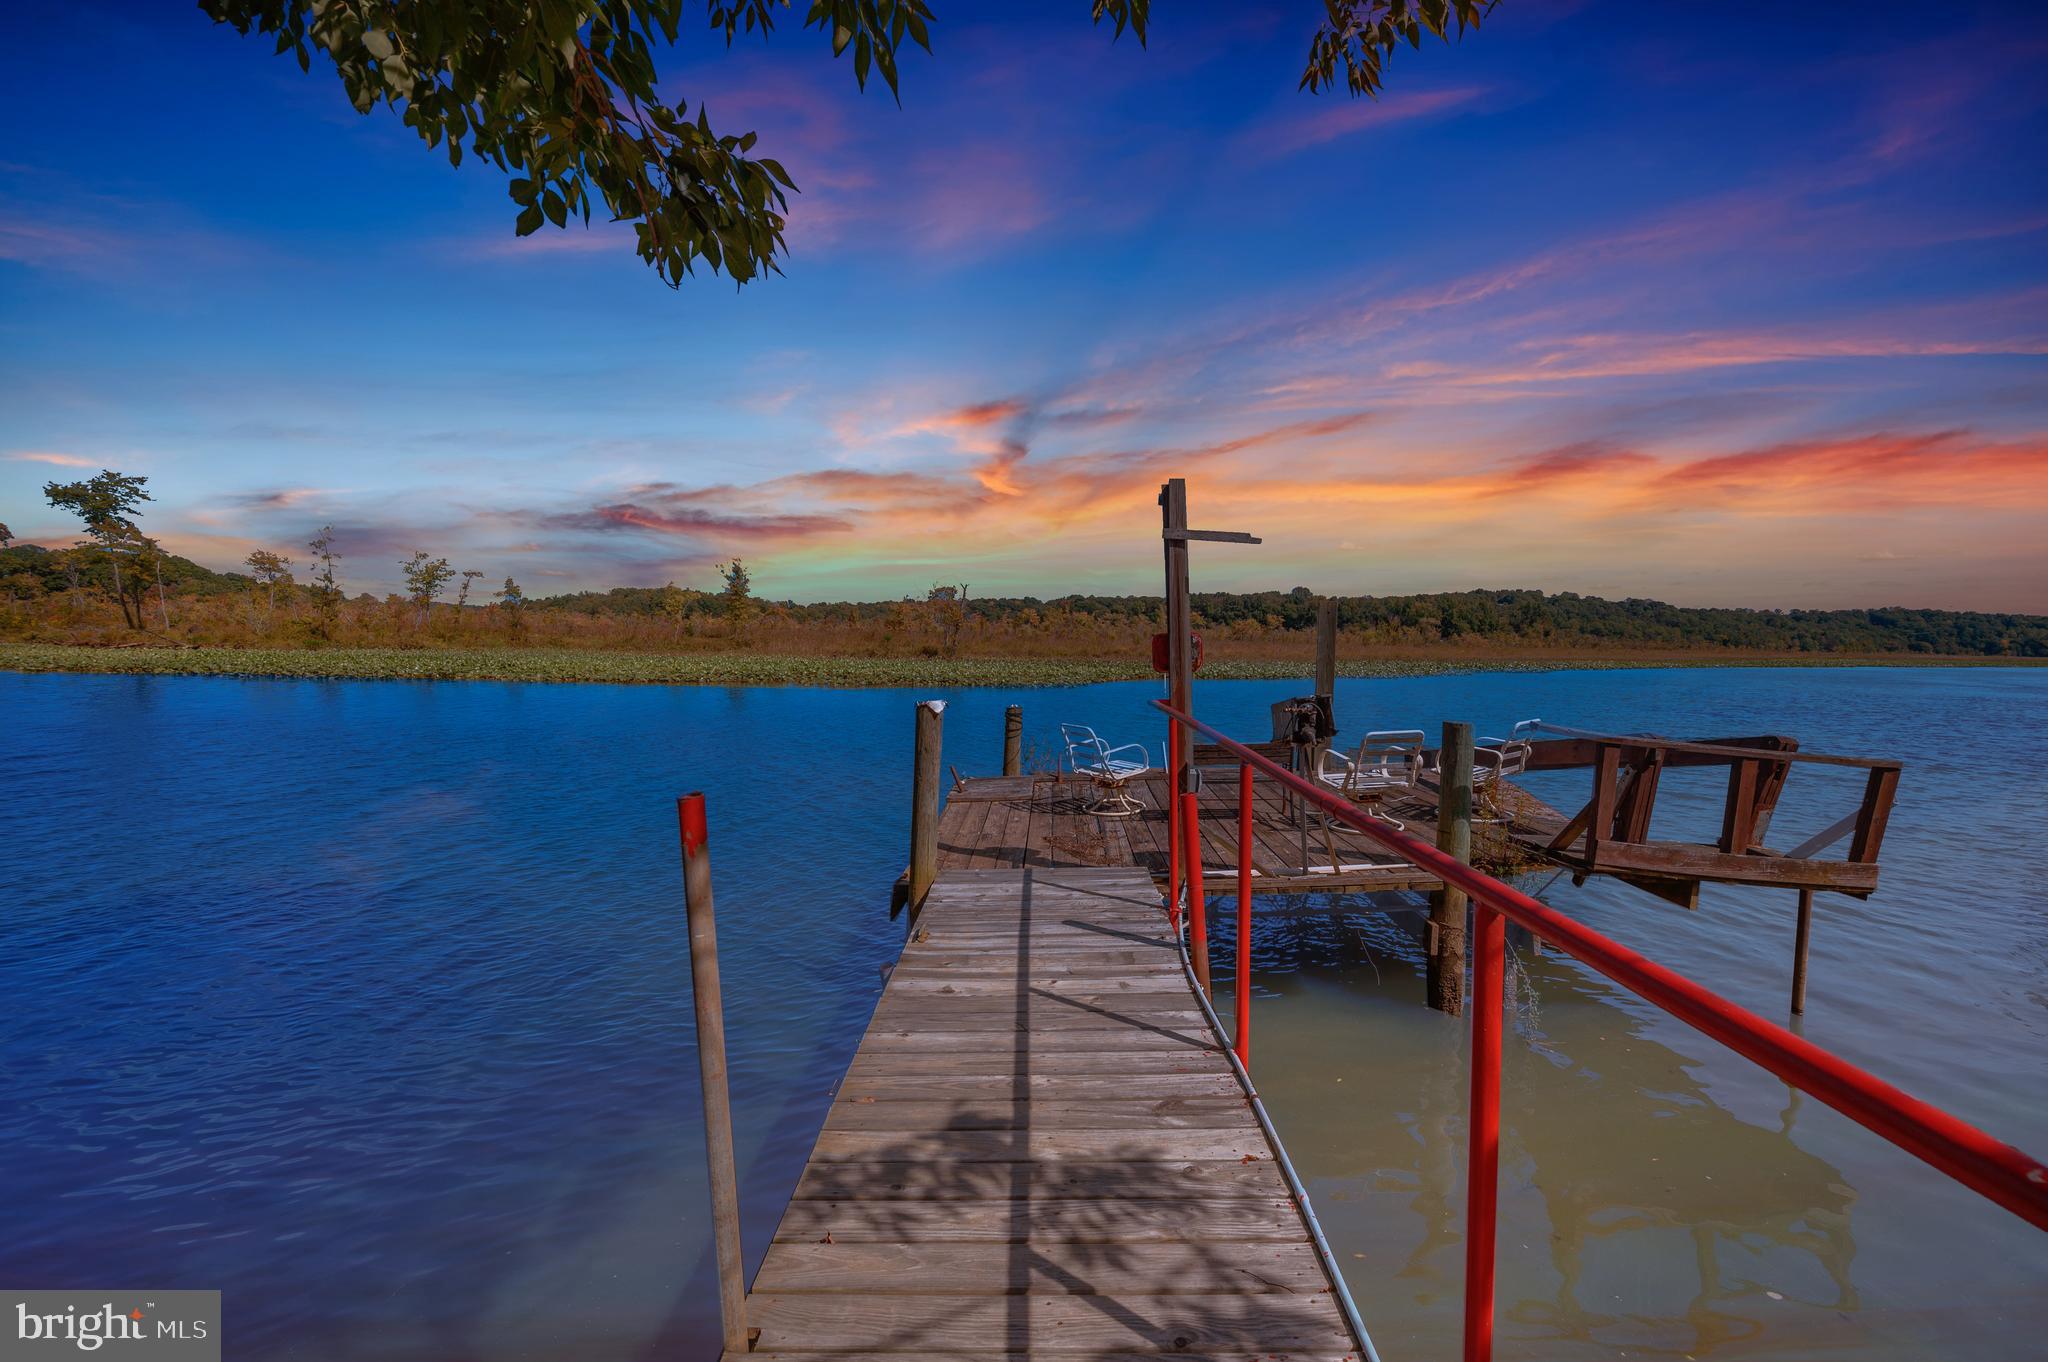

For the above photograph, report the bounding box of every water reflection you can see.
[1215,902,1863,1359]
[1498,955,1857,1354]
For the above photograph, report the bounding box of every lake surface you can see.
[2,666,2044,1360]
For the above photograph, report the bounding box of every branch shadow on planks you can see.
[753,1113,1361,1357]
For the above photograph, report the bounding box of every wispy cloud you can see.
[1252,85,1489,156]
[7,451,97,467]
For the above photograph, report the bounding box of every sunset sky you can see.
[3,0,2045,609]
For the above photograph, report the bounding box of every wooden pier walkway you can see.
[747,866,1364,1358]
[933,767,1557,894]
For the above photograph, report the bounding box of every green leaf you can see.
[515,203,544,236]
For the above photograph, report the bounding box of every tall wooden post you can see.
[1790,887,1815,1015]
[1002,704,1022,777]
[1161,480,1194,781]
[908,699,945,915]
[677,793,749,1358]
[1429,721,1474,1016]
[1313,597,1338,708]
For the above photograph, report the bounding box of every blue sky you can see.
[3,0,2045,608]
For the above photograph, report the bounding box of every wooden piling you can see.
[908,699,945,915]
[1791,886,1815,1015]
[1312,597,1338,703]
[1002,704,1022,777]
[1429,721,1474,1016]
[677,793,749,1358]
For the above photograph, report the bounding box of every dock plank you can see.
[754,867,1361,1358]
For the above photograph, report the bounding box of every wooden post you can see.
[1002,704,1022,777]
[908,699,945,915]
[1313,597,1338,707]
[1160,479,1194,780]
[1311,596,1339,788]
[1429,721,1474,1016]
[677,793,749,1358]
[1790,887,1815,1015]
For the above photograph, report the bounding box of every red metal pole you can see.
[1463,902,1505,1362]
[1181,787,1211,996]
[1166,717,1183,930]
[1236,762,1254,1068]
[1153,698,2048,1233]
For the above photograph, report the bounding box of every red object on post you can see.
[1235,763,1254,1068]
[1150,631,1204,673]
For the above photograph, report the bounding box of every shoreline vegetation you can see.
[4,529,2045,689]
[1,643,2039,689]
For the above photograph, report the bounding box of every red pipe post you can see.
[1181,788,1211,996]
[1236,762,1254,1068]
[1463,903,1506,1362]
[1166,718,1183,930]
[1151,699,2048,1233]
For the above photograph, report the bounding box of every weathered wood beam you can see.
[1161,528,1263,543]
[1849,765,1901,864]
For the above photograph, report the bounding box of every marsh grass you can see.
[1,643,2037,689]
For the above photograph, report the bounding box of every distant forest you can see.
[2,540,2043,657]
[529,581,2048,656]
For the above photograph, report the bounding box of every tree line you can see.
[4,472,2044,657]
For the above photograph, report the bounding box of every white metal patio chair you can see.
[1059,723,1152,818]
[1317,729,1426,831]
[1466,740,1534,824]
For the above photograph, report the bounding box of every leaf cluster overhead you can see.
[202,0,1495,288]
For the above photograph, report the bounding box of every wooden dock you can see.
[931,764,1571,895]
[933,769,1474,894]
[747,866,1366,1358]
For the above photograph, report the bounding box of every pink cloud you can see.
[1255,86,1488,157]
[7,451,96,467]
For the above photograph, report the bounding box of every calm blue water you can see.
[2,667,2044,1360]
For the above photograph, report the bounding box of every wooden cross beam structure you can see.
[1159,479,1262,779]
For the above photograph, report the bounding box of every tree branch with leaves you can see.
[203,1,1495,289]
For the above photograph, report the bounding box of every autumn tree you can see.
[0,522,12,550]
[717,559,756,637]
[307,525,343,632]
[927,582,969,658]
[42,469,154,629]
[657,580,688,637]
[496,575,525,608]
[245,549,296,616]
[457,568,486,607]
[202,1,1491,289]
[401,551,456,626]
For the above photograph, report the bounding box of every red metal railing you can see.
[1153,700,2048,1362]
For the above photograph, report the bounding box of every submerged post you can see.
[908,700,946,915]
[677,793,749,1358]
[1791,887,1815,1015]
[1002,704,1022,777]
[1430,721,1475,1016]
